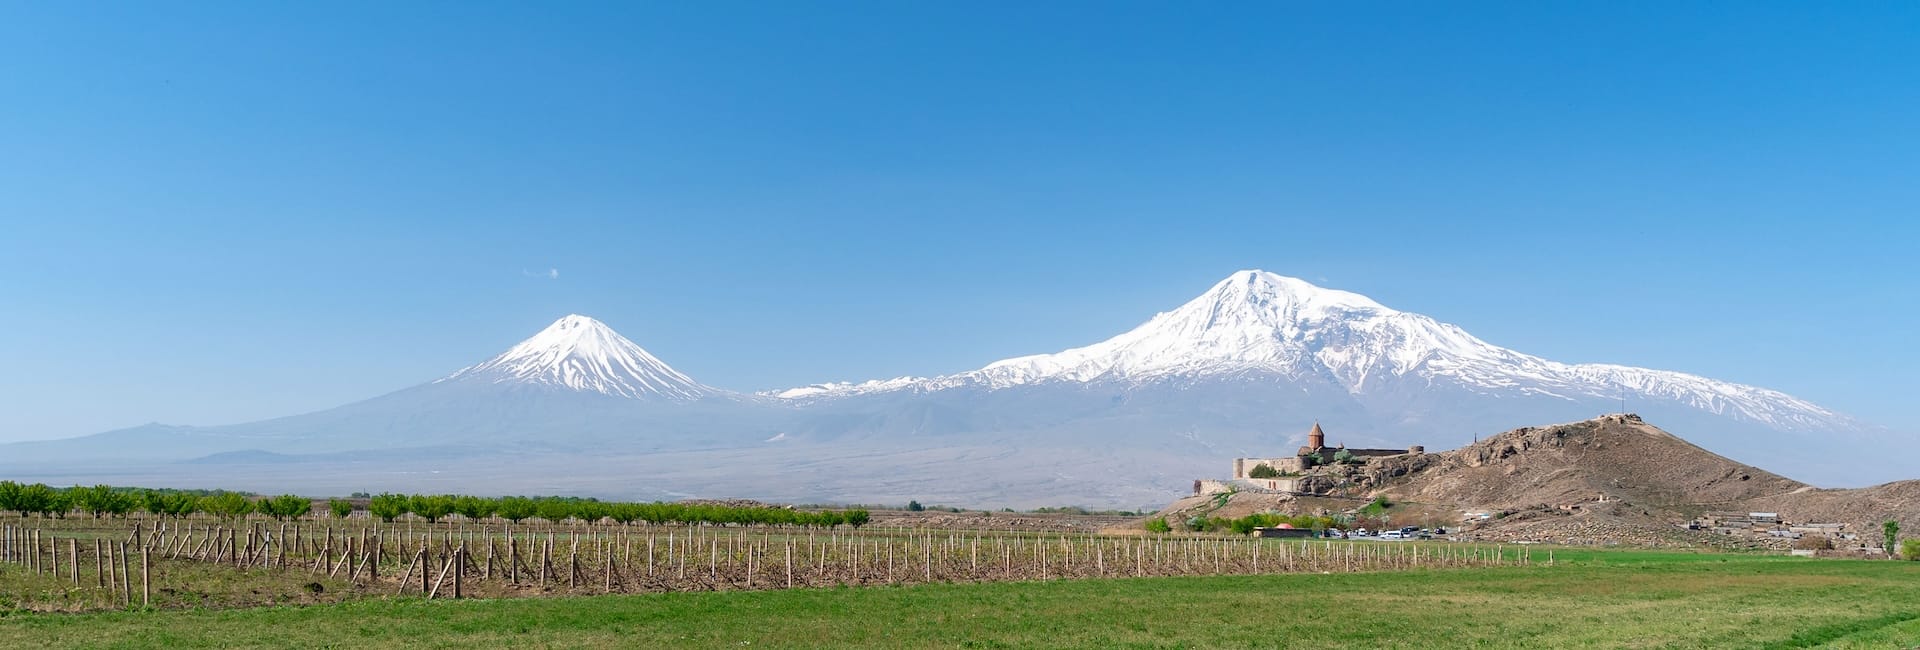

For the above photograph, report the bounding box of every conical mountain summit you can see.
[438,314,716,400]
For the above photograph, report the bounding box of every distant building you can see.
[1230,422,1413,478]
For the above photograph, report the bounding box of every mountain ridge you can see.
[773,270,1854,434]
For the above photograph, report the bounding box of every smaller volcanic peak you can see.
[437,314,716,400]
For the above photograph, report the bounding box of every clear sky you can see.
[2,3,1916,443]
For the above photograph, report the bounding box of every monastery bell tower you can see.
[1308,422,1325,450]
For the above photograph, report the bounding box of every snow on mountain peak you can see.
[770,271,1850,432]
[438,314,715,400]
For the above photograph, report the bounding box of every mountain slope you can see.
[1,315,776,464]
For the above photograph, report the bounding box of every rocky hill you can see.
[1378,414,1805,511]
[1161,414,1917,549]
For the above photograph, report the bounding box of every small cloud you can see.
[522,268,561,280]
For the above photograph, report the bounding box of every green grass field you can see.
[3,548,1917,649]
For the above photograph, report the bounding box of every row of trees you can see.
[1184,512,1344,535]
[0,481,317,520]
[0,481,871,528]
[361,493,870,528]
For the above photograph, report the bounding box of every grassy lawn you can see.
[2,548,1916,648]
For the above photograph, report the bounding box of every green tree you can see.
[1248,463,1281,479]
[328,498,353,519]
[368,493,408,523]
[409,494,455,523]
[144,491,197,518]
[906,500,925,512]
[0,480,22,515]
[534,497,575,523]
[1333,449,1356,464]
[201,492,254,520]
[73,484,120,518]
[453,495,494,522]
[1886,520,1902,558]
[44,489,72,518]
[1902,539,1920,561]
[845,509,870,529]
[264,495,311,521]
[496,497,536,523]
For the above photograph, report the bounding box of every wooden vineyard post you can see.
[119,542,131,608]
[394,549,423,596]
[141,543,150,607]
[786,542,793,589]
[453,544,464,600]
[427,553,454,600]
[70,537,79,587]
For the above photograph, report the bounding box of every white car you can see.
[1378,530,1406,540]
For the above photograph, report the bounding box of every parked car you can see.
[1379,530,1406,540]
[1354,528,1371,537]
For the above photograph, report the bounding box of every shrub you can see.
[1333,449,1356,464]
[1144,517,1171,533]
[1902,539,1920,561]
[1248,464,1281,479]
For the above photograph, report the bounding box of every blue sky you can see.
[2,3,1916,442]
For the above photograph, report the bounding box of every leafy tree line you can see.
[364,492,870,528]
[0,480,315,520]
[1179,512,1343,535]
[0,480,870,527]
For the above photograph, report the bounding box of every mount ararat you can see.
[1,271,1889,508]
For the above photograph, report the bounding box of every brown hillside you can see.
[1747,480,1920,544]
[1143,414,1916,548]
[1378,414,1806,512]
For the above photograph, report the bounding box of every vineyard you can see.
[0,514,1541,612]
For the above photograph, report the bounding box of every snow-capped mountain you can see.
[439,314,718,400]
[777,270,1850,433]
[3,275,1892,508]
